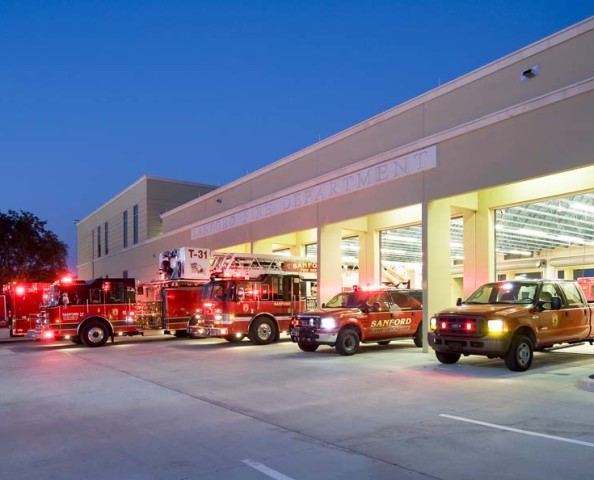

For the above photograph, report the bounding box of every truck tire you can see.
[377,341,391,346]
[298,342,319,352]
[249,317,277,345]
[71,335,83,345]
[336,328,360,356]
[413,324,423,348]
[435,351,461,364]
[504,335,533,372]
[81,321,109,347]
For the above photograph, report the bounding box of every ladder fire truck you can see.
[1,282,49,337]
[136,247,211,337]
[31,276,139,347]
[187,252,318,344]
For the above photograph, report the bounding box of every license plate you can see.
[448,342,463,353]
[290,328,300,336]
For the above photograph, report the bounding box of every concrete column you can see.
[358,229,379,287]
[422,198,452,353]
[462,210,477,297]
[318,223,343,304]
[474,196,495,287]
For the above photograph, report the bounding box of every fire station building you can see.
[77,17,594,332]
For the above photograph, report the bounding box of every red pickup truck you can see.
[428,279,594,371]
[290,286,423,355]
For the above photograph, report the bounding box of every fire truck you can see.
[136,247,211,337]
[187,252,318,344]
[578,277,594,302]
[1,282,50,337]
[31,277,139,347]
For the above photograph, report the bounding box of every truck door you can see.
[557,282,591,340]
[533,283,564,344]
[365,292,393,340]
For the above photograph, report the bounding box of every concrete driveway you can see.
[1,330,594,479]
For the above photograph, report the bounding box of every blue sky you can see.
[1,1,592,271]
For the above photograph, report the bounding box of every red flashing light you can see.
[61,276,73,284]
[465,322,473,331]
[42,331,55,340]
[440,322,447,330]
[15,285,26,296]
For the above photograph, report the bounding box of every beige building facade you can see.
[77,17,594,341]
[77,176,216,280]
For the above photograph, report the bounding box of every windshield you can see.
[465,282,537,305]
[324,291,371,308]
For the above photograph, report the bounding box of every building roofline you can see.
[77,175,217,225]
[162,15,594,218]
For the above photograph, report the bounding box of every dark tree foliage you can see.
[0,210,68,285]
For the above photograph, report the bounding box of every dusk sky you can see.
[1,1,593,271]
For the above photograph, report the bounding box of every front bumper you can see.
[187,325,228,338]
[27,327,58,341]
[290,327,338,346]
[427,332,511,357]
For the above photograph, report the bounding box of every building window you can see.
[133,204,139,245]
[104,221,109,255]
[97,226,102,258]
[123,211,128,248]
[123,270,128,279]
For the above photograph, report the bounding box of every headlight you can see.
[320,317,336,329]
[488,319,506,334]
[429,317,437,331]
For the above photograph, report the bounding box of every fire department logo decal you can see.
[243,304,249,313]
[112,308,119,317]
[552,314,558,327]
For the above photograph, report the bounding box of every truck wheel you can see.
[249,318,277,345]
[9,323,14,338]
[81,321,109,347]
[377,341,391,346]
[413,324,423,348]
[224,334,246,343]
[336,329,360,356]
[504,335,533,371]
[71,335,83,345]
[435,351,461,364]
[298,342,319,352]
[174,330,188,338]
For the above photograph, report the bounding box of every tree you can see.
[0,210,68,285]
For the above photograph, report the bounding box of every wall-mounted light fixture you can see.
[521,65,539,82]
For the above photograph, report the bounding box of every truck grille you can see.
[435,315,486,337]
[294,315,321,328]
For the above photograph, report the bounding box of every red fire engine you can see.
[187,252,318,344]
[31,277,139,347]
[578,277,594,302]
[136,247,211,337]
[137,279,207,337]
[1,282,50,337]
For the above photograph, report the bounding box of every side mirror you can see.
[372,302,381,312]
[361,304,370,314]
[321,303,326,308]
[551,296,562,310]
[456,297,462,306]
[236,287,245,300]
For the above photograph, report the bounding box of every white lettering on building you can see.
[191,145,437,239]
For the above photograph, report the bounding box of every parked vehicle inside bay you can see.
[290,286,423,355]
[428,279,594,371]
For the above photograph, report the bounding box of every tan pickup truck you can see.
[428,279,594,371]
